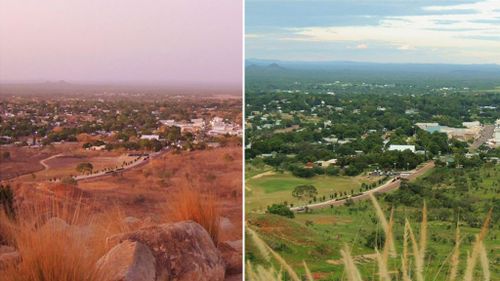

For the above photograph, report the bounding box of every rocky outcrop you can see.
[96,240,156,281]
[219,240,242,275]
[39,217,69,233]
[105,221,225,281]
[0,246,20,269]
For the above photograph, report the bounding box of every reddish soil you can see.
[0,143,80,180]
[10,146,242,243]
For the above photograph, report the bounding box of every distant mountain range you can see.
[245,59,500,84]
[246,59,500,74]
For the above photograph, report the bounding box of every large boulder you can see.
[111,221,225,281]
[97,240,156,281]
[39,217,69,233]
[0,250,20,269]
[218,240,242,274]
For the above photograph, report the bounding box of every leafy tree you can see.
[1,151,10,160]
[292,185,318,200]
[267,204,294,218]
[76,162,93,174]
[364,230,385,249]
[326,165,340,176]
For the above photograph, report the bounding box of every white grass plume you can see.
[340,244,363,281]
[369,193,396,256]
[463,209,492,281]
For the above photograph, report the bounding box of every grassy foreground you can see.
[245,164,499,280]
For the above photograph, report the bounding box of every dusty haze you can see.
[0,0,242,87]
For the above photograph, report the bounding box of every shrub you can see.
[267,204,294,218]
[0,184,15,219]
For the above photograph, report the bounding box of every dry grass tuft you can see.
[169,185,221,245]
[0,200,121,281]
[340,244,363,281]
[463,209,492,281]
[247,226,301,281]
[369,193,396,256]
[401,219,411,281]
[303,260,314,281]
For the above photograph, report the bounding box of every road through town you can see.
[290,161,435,211]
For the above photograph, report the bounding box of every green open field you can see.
[246,165,382,212]
[246,163,500,280]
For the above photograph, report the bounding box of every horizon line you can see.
[245,58,500,67]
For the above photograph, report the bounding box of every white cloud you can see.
[355,43,368,49]
[277,0,500,63]
[396,44,415,51]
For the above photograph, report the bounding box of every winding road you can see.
[290,161,435,211]
[74,149,169,182]
[39,153,64,170]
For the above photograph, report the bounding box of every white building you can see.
[140,134,160,140]
[190,118,204,127]
[415,122,439,130]
[160,120,176,126]
[388,145,416,153]
[462,121,481,128]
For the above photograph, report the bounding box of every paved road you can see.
[470,124,495,151]
[290,161,435,211]
[75,149,169,182]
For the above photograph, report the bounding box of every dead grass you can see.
[0,200,125,281]
[169,185,221,245]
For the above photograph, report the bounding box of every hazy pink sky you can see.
[0,0,242,86]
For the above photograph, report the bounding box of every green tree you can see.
[267,204,294,218]
[292,185,318,201]
[76,162,93,174]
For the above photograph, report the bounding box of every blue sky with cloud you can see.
[246,0,500,64]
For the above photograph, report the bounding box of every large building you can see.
[416,121,482,141]
[388,145,416,153]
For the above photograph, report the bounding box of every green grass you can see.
[246,164,500,280]
[246,168,381,212]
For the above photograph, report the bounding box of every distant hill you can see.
[245,59,500,86]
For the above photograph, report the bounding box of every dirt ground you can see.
[0,143,80,180]
[8,146,242,242]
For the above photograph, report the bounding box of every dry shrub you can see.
[0,199,125,281]
[169,185,221,245]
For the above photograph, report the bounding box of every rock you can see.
[220,217,234,231]
[225,273,242,281]
[0,245,16,254]
[122,216,142,229]
[112,221,225,281]
[97,240,155,281]
[218,240,242,274]
[225,240,242,252]
[0,251,20,269]
[40,217,69,233]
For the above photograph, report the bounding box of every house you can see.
[190,118,204,127]
[415,122,440,130]
[463,121,481,128]
[160,120,176,126]
[140,134,160,140]
[87,145,106,151]
[388,145,416,153]
[314,158,338,167]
